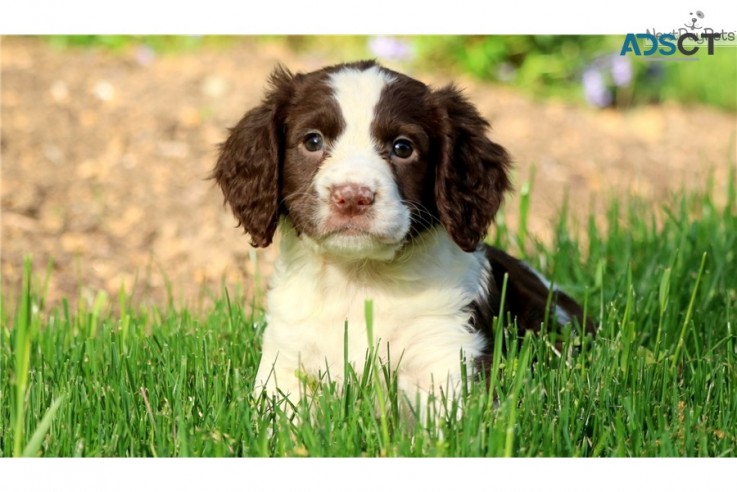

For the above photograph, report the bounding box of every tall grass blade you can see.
[12,258,34,457]
[364,299,390,451]
[504,334,531,457]
[671,252,708,371]
[22,395,66,457]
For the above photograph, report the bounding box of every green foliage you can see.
[415,36,613,98]
[45,35,235,53]
[655,49,737,110]
[2,169,736,457]
[412,35,737,111]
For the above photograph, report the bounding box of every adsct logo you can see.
[620,10,735,59]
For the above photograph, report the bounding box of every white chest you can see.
[255,227,490,397]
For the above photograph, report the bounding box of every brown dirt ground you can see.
[2,36,736,310]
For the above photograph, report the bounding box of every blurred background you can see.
[2,35,735,308]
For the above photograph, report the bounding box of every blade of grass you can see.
[364,299,390,452]
[12,257,34,457]
[654,266,671,355]
[504,333,531,457]
[486,272,509,416]
[22,395,66,457]
[671,252,708,371]
[517,173,533,258]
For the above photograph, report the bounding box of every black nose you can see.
[330,183,375,216]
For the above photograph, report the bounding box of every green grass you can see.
[2,170,736,457]
[44,35,238,54]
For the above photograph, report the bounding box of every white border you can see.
[1,0,735,488]
[2,458,735,491]
[0,1,734,35]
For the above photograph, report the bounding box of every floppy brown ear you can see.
[212,66,294,248]
[433,85,511,252]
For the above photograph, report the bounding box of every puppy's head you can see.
[214,61,510,259]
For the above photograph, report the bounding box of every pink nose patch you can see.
[330,183,375,216]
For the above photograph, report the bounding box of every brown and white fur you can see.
[214,61,594,414]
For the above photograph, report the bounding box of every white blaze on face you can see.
[329,66,389,151]
[310,66,411,260]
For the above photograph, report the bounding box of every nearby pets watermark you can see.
[620,10,736,61]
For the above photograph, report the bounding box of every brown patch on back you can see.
[473,245,596,339]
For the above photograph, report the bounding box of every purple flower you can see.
[610,55,633,87]
[496,62,517,83]
[135,45,156,66]
[582,67,612,108]
[368,36,413,61]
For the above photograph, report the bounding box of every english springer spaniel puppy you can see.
[214,61,593,413]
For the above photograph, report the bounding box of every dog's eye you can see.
[303,132,324,153]
[391,138,414,159]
